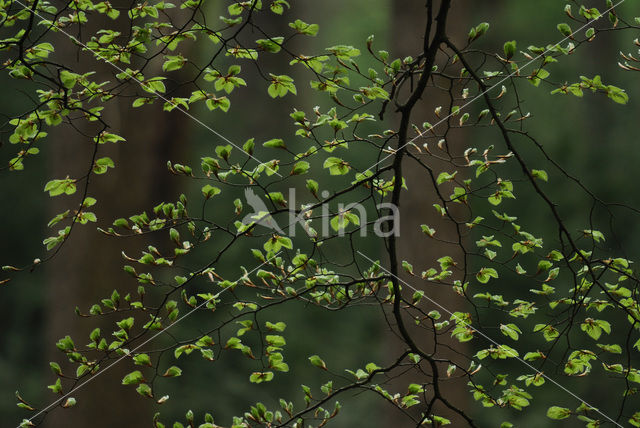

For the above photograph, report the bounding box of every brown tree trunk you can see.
[386,1,470,425]
[44,10,191,427]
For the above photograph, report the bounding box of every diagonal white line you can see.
[356,250,623,427]
[12,0,282,177]
[17,252,281,427]
[363,0,627,175]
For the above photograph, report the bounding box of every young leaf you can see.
[308,355,327,370]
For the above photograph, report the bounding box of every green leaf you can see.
[475,22,489,37]
[48,378,63,394]
[289,19,319,36]
[136,383,153,398]
[468,22,489,42]
[330,211,359,232]
[60,70,78,89]
[476,267,498,284]
[89,328,101,342]
[122,370,144,385]
[201,184,221,199]
[421,224,436,237]
[583,229,605,243]
[557,23,572,37]
[44,179,77,197]
[205,96,231,112]
[402,260,414,275]
[547,406,571,420]
[268,74,296,97]
[116,317,133,330]
[162,55,186,72]
[323,157,350,175]
[162,366,182,377]
[263,235,292,254]
[266,334,286,347]
[93,157,115,175]
[50,362,62,375]
[597,343,622,354]
[291,161,310,175]
[226,47,258,60]
[243,138,254,154]
[98,132,125,144]
[266,321,286,332]
[309,355,327,370]
[503,40,516,60]
[132,97,150,108]
[607,85,629,104]
[306,179,319,197]
[531,169,548,181]
[580,318,610,340]
[500,323,522,340]
[76,364,90,377]
[215,145,232,161]
[534,324,559,341]
[249,371,274,383]
[263,138,286,149]
[256,37,284,53]
[270,0,289,14]
[142,78,166,94]
[436,171,457,185]
[133,353,152,366]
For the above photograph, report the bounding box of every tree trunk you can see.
[44,10,191,426]
[387,1,470,425]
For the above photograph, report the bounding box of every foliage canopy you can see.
[2,0,640,426]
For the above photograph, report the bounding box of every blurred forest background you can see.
[1,0,638,426]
